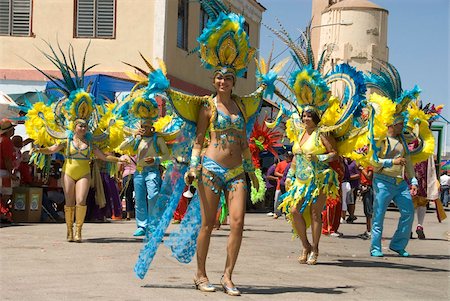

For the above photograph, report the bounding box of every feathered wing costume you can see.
[338,60,435,168]
[408,102,446,222]
[133,2,282,279]
[22,42,124,176]
[265,24,366,231]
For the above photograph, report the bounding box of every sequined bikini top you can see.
[210,101,245,133]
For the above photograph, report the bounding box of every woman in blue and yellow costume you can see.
[266,25,367,265]
[22,43,128,243]
[338,61,435,257]
[131,2,281,296]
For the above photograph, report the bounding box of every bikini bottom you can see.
[200,156,246,194]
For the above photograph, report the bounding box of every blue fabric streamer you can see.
[134,163,188,279]
[165,193,202,263]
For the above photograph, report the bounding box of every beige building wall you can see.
[0,0,157,77]
[0,0,265,96]
[164,0,264,95]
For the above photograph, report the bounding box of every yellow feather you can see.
[271,57,289,74]
[259,57,267,75]
[157,58,167,76]
[125,71,147,83]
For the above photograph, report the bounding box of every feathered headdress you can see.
[266,23,366,134]
[198,11,255,78]
[23,42,106,143]
[120,54,169,128]
[365,60,421,126]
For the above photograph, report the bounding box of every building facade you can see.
[0,0,265,96]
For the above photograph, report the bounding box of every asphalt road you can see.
[1,205,449,301]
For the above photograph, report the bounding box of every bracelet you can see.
[243,158,255,173]
[287,168,295,180]
[317,154,331,162]
[190,155,200,170]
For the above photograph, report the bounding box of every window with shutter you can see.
[75,0,115,39]
[199,7,208,34]
[177,0,188,50]
[0,0,32,37]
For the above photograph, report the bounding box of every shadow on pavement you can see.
[85,237,147,243]
[142,283,354,295]
[321,259,449,272]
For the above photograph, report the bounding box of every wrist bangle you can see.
[190,155,200,170]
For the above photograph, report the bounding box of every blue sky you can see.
[258,0,449,126]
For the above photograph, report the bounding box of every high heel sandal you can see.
[298,247,311,264]
[193,276,216,292]
[220,275,241,296]
[307,251,319,265]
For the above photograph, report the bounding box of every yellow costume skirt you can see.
[278,163,339,235]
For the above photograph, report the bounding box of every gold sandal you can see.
[220,275,241,296]
[193,276,216,292]
[307,251,319,265]
[298,247,311,264]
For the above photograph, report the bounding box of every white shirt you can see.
[440,174,450,186]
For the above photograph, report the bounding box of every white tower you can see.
[317,0,389,73]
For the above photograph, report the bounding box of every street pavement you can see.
[1,204,449,301]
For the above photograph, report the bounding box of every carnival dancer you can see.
[267,24,366,265]
[340,61,435,257]
[22,43,127,242]
[131,3,281,295]
[119,117,170,237]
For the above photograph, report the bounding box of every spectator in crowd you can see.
[341,157,360,223]
[273,151,293,219]
[18,151,33,186]
[440,170,449,207]
[358,165,374,240]
[119,154,136,221]
[0,120,17,223]
[347,158,360,223]
[265,159,278,213]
